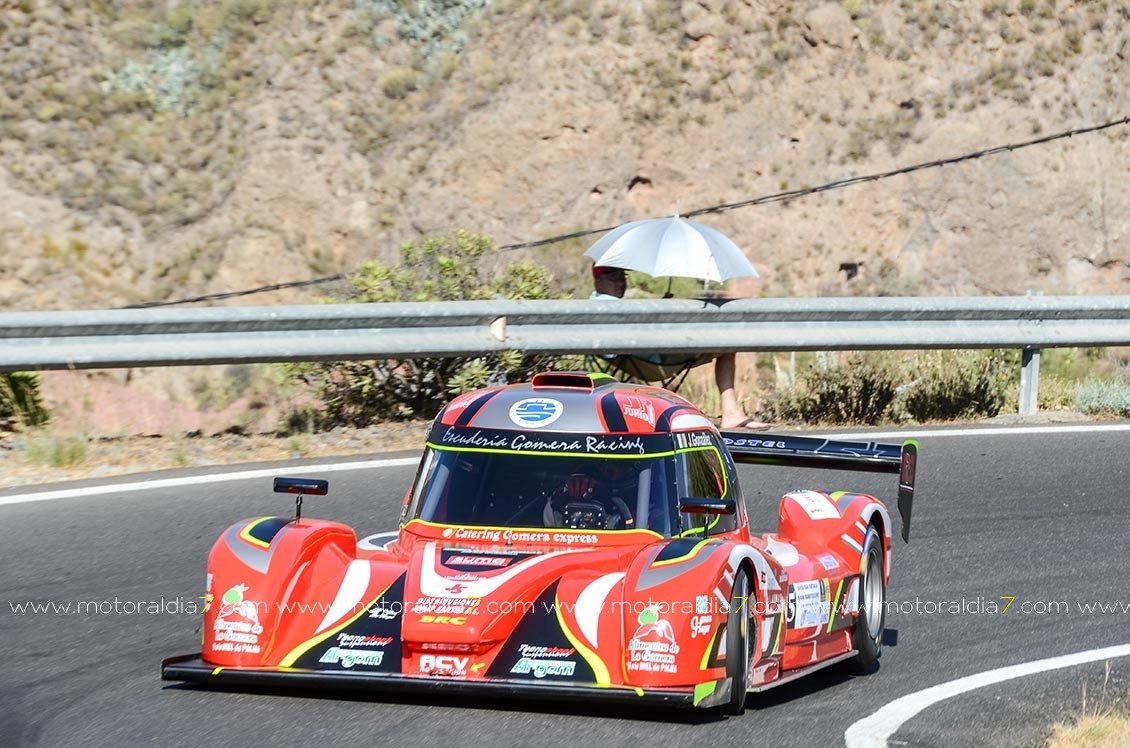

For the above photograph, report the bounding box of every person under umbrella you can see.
[590,264,767,430]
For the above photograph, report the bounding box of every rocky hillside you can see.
[1,0,1128,312]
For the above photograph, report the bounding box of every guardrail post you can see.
[1018,347,1041,416]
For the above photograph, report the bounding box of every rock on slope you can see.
[0,0,1127,312]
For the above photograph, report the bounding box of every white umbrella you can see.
[583,214,759,283]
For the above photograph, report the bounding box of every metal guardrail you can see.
[2,296,1129,414]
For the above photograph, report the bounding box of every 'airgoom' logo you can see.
[509,398,564,428]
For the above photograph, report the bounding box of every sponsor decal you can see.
[675,431,713,449]
[627,605,680,674]
[695,595,711,614]
[418,615,467,625]
[510,658,577,678]
[433,426,657,456]
[419,654,469,677]
[581,435,645,454]
[690,614,712,638]
[434,527,599,546]
[449,573,483,582]
[508,398,564,428]
[818,554,840,571]
[445,392,479,414]
[438,430,510,450]
[419,643,474,652]
[445,555,512,568]
[789,491,841,521]
[211,584,263,654]
[319,647,384,668]
[724,438,786,449]
[368,603,399,620]
[621,397,656,426]
[445,583,469,595]
[517,644,575,659]
[201,575,213,613]
[413,596,480,615]
[336,633,393,648]
[789,580,830,629]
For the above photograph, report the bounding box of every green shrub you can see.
[0,372,49,431]
[763,351,1012,425]
[27,436,86,468]
[903,351,1010,421]
[764,353,901,425]
[283,231,579,427]
[1075,373,1130,417]
[355,0,489,59]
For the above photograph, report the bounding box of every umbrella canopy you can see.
[583,215,758,283]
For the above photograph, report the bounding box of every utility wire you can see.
[120,115,1129,309]
[120,274,346,309]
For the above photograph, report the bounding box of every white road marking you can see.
[826,423,1130,440]
[843,643,1130,748]
[0,457,420,508]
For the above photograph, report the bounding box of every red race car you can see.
[163,372,917,713]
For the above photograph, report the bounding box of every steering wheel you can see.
[547,474,635,530]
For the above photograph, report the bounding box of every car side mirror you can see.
[679,497,735,515]
[273,477,328,522]
[679,497,735,537]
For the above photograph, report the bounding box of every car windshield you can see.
[407,447,678,535]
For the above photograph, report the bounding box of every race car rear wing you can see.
[720,432,918,542]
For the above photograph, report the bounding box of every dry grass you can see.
[1048,714,1130,747]
[1048,663,1130,748]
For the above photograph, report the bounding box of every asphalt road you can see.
[2,426,1129,748]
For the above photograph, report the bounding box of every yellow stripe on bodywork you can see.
[827,579,844,633]
[554,592,611,687]
[676,513,721,538]
[693,680,718,705]
[211,667,223,676]
[278,578,397,667]
[652,538,713,568]
[700,628,719,670]
[238,517,274,549]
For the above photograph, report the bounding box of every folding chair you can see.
[587,352,714,392]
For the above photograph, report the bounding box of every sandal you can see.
[721,417,771,431]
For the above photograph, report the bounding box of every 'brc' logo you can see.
[418,615,467,625]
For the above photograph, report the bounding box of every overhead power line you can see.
[121,274,346,309]
[119,115,1129,309]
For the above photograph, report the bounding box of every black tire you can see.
[722,567,754,715]
[846,525,885,673]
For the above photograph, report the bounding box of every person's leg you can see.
[716,353,767,429]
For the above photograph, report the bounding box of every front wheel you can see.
[722,567,754,715]
[846,525,885,673]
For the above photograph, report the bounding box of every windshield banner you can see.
[427,424,672,456]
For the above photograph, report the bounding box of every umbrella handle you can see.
[663,277,673,299]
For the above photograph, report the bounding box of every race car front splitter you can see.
[161,653,732,708]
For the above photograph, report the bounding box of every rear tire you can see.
[722,567,754,715]
[846,525,885,673]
